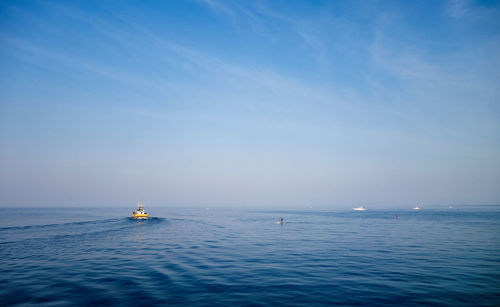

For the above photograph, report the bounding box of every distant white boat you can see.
[412,206,421,210]
[353,206,366,211]
[449,205,453,209]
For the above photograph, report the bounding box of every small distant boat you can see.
[449,205,453,209]
[132,201,149,219]
[412,206,421,210]
[276,217,284,224]
[353,206,366,211]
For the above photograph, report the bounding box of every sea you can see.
[0,206,499,306]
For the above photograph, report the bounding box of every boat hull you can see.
[133,213,149,219]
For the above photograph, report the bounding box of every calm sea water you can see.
[1,207,499,306]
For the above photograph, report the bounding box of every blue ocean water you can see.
[1,207,499,306]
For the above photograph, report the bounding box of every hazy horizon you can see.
[1,203,499,211]
[1,0,499,208]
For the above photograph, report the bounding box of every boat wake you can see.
[0,218,123,232]
[126,216,166,223]
[0,217,167,245]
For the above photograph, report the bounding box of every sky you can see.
[0,0,499,208]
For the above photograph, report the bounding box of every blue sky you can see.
[1,0,499,208]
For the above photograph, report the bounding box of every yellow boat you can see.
[132,201,149,219]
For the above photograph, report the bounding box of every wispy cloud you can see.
[367,10,500,151]
[195,0,336,65]
[1,1,350,121]
[195,0,235,17]
[445,0,471,18]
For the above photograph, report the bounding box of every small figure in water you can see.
[396,213,399,219]
[279,217,284,224]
